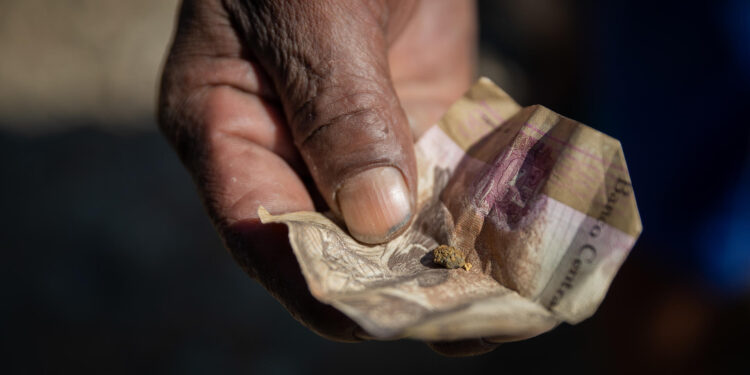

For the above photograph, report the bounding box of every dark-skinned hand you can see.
[159,0,510,356]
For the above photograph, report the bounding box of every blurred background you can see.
[1,0,748,373]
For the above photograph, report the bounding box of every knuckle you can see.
[293,88,393,147]
[158,66,207,165]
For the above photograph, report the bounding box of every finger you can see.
[198,125,361,341]
[228,1,419,244]
[390,0,477,138]
[427,338,500,357]
[160,0,311,221]
[166,81,363,338]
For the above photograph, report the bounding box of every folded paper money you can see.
[259,78,642,341]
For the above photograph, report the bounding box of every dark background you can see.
[2,0,748,373]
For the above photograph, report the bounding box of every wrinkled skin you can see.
[159,0,503,356]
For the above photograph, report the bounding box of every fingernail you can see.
[337,166,413,244]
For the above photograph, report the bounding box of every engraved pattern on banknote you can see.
[259,78,641,340]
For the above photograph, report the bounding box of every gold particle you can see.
[433,245,472,271]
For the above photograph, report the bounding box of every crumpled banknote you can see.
[259,78,642,341]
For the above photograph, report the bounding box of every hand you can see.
[159,0,487,355]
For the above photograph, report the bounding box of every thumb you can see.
[230,1,418,243]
